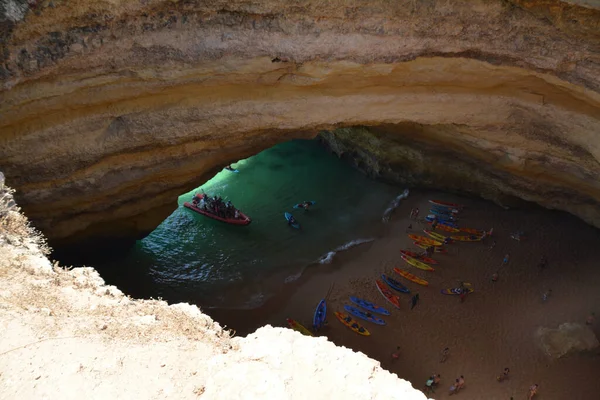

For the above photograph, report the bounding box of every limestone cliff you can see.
[1,0,600,246]
[0,184,427,399]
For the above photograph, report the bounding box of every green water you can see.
[97,140,402,309]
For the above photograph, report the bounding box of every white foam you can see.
[382,189,410,222]
[317,238,375,264]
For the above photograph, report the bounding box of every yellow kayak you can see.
[286,318,313,336]
[423,229,450,243]
[414,242,448,253]
[401,254,435,272]
[408,234,443,247]
[334,312,370,336]
[393,268,429,286]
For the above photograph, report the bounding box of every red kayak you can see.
[184,195,251,225]
[429,200,464,209]
[400,250,439,265]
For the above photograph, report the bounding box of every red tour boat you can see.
[184,194,251,225]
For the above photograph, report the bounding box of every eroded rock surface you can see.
[535,322,599,358]
[1,0,599,246]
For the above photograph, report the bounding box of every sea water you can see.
[95,139,403,308]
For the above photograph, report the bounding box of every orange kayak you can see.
[375,280,401,309]
[408,234,443,247]
[393,268,429,286]
[334,312,370,336]
[428,221,460,233]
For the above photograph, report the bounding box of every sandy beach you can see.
[210,189,600,399]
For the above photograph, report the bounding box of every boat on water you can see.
[184,193,251,225]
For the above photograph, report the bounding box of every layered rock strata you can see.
[1,0,600,246]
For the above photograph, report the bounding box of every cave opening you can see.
[51,137,402,314]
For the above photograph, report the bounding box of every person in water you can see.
[225,164,235,171]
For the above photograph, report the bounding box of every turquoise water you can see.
[98,140,401,308]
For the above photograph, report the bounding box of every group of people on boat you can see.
[192,193,241,220]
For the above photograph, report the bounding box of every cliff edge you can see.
[0,182,426,399]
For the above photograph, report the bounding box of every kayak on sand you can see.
[349,296,390,316]
[401,254,435,272]
[286,318,313,336]
[408,234,443,247]
[313,299,326,331]
[429,199,464,209]
[375,279,402,309]
[423,229,451,243]
[393,268,429,286]
[414,242,448,253]
[399,250,438,265]
[334,312,370,336]
[344,305,386,325]
[441,287,475,295]
[381,274,410,294]
[425,215,459,229]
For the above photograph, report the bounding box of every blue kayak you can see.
[285,212,301,229]
[293,200,316,209]
[429,210,458,222]
[430,206,456,216]
[224,166,239,173]
[343,305,386,325]
[313,299,326,330]
[381,274,410,294]
[425,215,458,227]
[349,296,390,316]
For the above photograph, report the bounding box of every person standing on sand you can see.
[410,293,420,309]
[457,375,465,391]
[391,346,400,362]
[449,378,460,395]
[503,253,510,266]
[542,289,552,302]
[491,271,499,282]
[489,240,496,250]
[497,367,510,382]
[528,383,539,399]
[440,347,450,363]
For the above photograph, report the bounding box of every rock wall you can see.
[0,183,427,399]
[1,0,600,246]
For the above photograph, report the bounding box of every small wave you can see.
[284,270,304,283]
[382,189,410,223]
[317,238,375,264]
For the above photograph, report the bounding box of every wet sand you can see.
[209,190,600,399]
